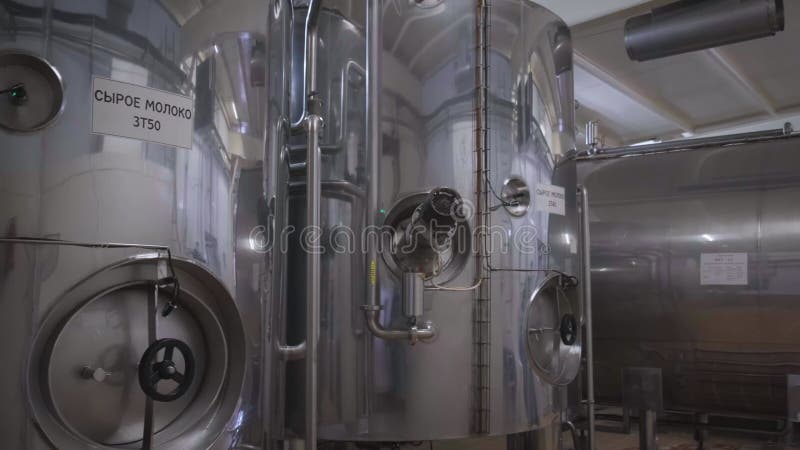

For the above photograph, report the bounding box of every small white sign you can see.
[700,253,748,286]
[92,77,194,149]
[534,183,566,216]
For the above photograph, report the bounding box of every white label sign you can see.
[92,77,193,149]
[534,183,566,216]
[700,253,748,286]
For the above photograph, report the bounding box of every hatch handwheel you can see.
[138,338,196,402]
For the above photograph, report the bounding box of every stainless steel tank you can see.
[273,0,582,446]
[578,131,800,419]
[0,0,284,448]
[0,0,582,447]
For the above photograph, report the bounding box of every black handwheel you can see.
[559,314,578,346]
[138,338,195,402]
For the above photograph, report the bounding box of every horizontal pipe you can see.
[577,128,795,160]
[0,237,168,250]
[625,0,784,61]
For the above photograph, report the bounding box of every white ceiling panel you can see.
[574,65,678,142]
[715,0,800,110]
[569,0,800,144]
[535,0,653,25]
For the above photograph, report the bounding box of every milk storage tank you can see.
[266,1,584,448]
[0,0,286,448]
[578,130,800,420]
[0,0,585,448]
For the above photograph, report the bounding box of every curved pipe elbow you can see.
[278,341,306,361]
[305,0,322,28]
[363,310,436,345]
[409,323,436,345]
[291,0,323,132]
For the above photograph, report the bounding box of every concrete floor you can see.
[579,427,780,450]
[378,426,788,450]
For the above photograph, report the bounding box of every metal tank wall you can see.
[488,0,579,438]
[0,0,282,448]
[578,133,800,418]
[282,0,580,443]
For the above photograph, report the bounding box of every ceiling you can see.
[168,0,798,147]
[536,0,653,26]
[561,0,800,147]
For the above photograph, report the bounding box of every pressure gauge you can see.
[0,51,64,132]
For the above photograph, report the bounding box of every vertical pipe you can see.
[402,272,425,319]
[361,0,435,344]
[624,406,632,434]
[365,0,380,319]
[695,413,709,450]
[283,2,323,447]
[639,410,657,450]
[306,23,318,99]
[585,121,599,155]
[306,112,323,450]
[363,0,383,353]
[579,185,595,450]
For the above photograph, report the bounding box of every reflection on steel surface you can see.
[0,0,583,447]
[0,0,270,447]
[579,133,800,418]
[280,0,581,442]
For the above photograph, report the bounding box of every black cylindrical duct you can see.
[625,0,784,61]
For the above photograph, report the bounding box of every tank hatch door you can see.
[525,273,582,386]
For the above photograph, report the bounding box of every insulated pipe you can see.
[579,185,596,450]
[361,0,436,345]
[625,0,784,61]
